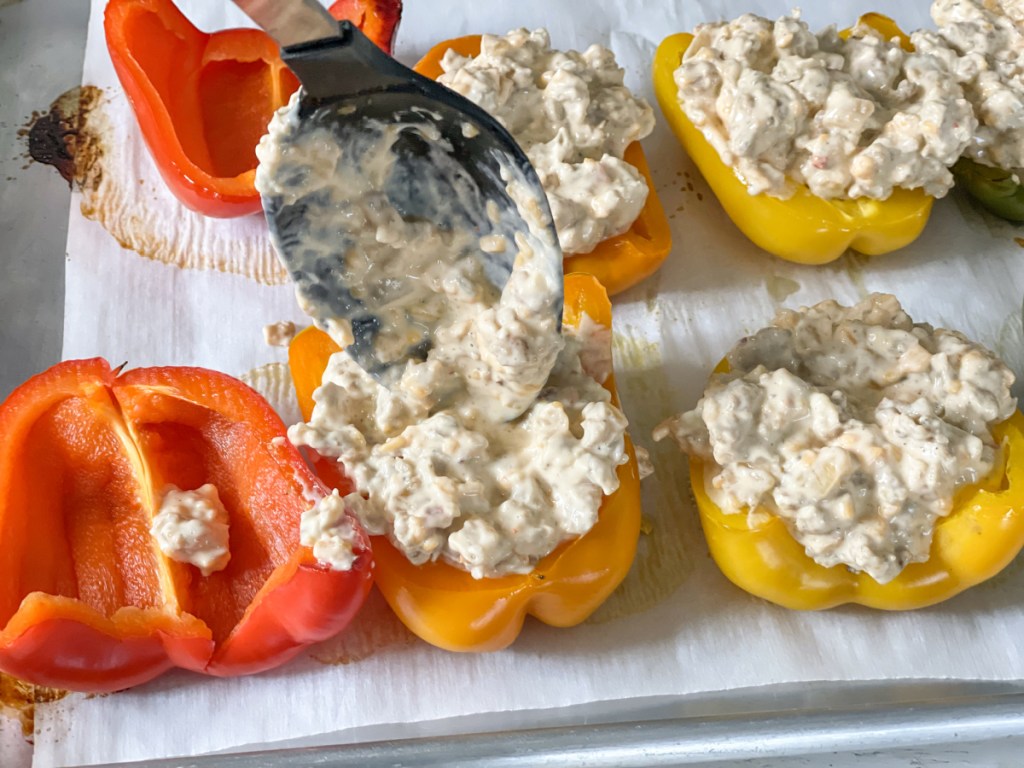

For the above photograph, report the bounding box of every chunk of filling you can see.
[654,294,1017,583]
[917,0,1024,174]
[439,28,656,254]
[674,12,976,199]
[300,490,360,571]
[150,484,231,577]
[291,317,628,579]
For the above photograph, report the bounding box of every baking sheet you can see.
[7,0,1024,765]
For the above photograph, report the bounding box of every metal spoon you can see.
[233,0,563,378]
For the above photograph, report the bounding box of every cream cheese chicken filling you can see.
[655,294,1017,584]
[438,28,656,255]
[674,12,977,200]
[258,92,630,580]
[150,484,232,577]
[916,0,1024,175]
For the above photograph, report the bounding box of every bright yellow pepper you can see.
[684,361,1024,610]
[416,35,672,296]
[289,273,642,650]
[651,15,934,265]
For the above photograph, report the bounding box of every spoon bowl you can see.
[235,0,562,377]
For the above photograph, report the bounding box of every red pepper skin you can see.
[104,0,402,218]
[0,359,372,691]
[104,0,295,217]
[0,603,213,693]
[328,0,402,54]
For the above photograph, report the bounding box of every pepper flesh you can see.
[104,0,401,218]
[289,273,642,651]
[414,36,672,296]
[651,15,934,265]
[687,358,1024,610]
[0,359,372,691]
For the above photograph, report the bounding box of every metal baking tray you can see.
[2,2,1023,766]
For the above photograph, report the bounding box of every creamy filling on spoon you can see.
[257,92,629,578]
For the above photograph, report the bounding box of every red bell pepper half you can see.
[104,0,403,217]
[0,359,372,692]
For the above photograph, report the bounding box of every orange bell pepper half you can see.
[0,359,372,692]
[289,273,642,651]
[104,0,402,218]
[413,35,672,296]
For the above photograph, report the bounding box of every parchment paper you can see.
[15,0,1024,765]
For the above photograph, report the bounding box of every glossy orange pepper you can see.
[652,14,934,264]
[289,273,642,651]
[0,359,373,691]
[684,361,1024,610]
[104,0,402,218]
[414,36,672,296]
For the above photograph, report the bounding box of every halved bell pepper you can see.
[652,14,933,265]
[414,36,672,296]
[0,359,372,692]
[953,158,1024,223]
[683,363,1024,610]
[289,273,643,651]
[104,0,402,218]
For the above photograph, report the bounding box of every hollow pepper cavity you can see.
[415,35,672,296]
[104,0,402,217]
[0,359,372,692]
[289,273,643,651]
[652,14,934,265]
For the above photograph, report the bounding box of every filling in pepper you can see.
[438,28,655,255]
[674,11,976,200]
[150,484,232,577]
[917,0,1024,178]
[654,294,1017,584]
[257,94,630,580]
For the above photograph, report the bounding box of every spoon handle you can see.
[230,0,337,48]
[232,0,417,101]
[281,22,418,101]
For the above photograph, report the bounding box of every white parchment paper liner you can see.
[13,0,1024,765]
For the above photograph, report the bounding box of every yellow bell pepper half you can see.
[689,396,1024,610]
[289,274,643,651]
[415,35,672,296]
[651,15,934,265]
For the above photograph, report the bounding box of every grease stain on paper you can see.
[587,333,697,624]
[0,673,67,739]
[766,274,800,303]
[28,87,288,285]
[836,249,871,298]
[310,589,417,665]
[21,86,103,188]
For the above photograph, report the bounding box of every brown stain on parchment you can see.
[21,86,104,188]
[585,334,697,624]
[26,87,287,285]
[310,588,417,665]
[1014,237,1024,248]
[0,673,67,740]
